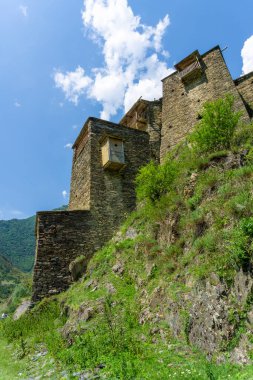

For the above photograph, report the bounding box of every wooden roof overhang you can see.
[120,98,150,127]
[175,50,203,82]
[175,50,201,71]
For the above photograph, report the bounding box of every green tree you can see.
[190,95,242,153]
[136,159,178,203]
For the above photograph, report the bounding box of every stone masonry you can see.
[32,45,253,302]
[160,46,250,160]
[32,211,95,302]
[120,99,162,162]
[32,118,150,302]
[235,72,253,118]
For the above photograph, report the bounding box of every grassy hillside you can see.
[0,338,26,379]
[1,98,253,379]
[0,253,31,314]
[0,254,20,300]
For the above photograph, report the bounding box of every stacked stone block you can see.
[32,119,150,302]
[160,46,250,161]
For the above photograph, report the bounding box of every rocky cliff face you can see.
[171,270,253,363]
[3,123,253,379]
[59,149,253,368]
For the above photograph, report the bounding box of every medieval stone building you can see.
[32,45,253,302]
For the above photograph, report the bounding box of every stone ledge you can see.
[234,71,253,85]
[36,210,91,216]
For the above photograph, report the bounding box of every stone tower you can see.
[160,46,250,160]
[32,118,150,302]
[32,44,253,302]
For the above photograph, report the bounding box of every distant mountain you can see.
[0,216,36,272]
[0,206,67,312]
[0,205,68,273]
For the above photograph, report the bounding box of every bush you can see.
[190,95,242,154]
[136,159,178,203]
[232,123,253,149]
[225,217,253,272]
[6,281,31,313]
[245,147,253,166]
[241,217,253,238]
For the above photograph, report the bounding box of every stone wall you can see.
[146,100,162,162]
[160,46,250,161]
[89,118,150,232]
[32,119,150,302]
[235,72,253,118]
[120,99,162,162]
[69,125,91,210]
[32,210,98,303]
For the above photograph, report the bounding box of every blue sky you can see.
[0,0,252,220]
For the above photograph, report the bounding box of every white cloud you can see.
[14,101,21,107]
[72,124,78,130]
[19,5,28,17]
[241,35,253,75]
[10,210,24,218]
[62,190,68,199]
[54,0,172,119]
[0,208,25,220]
[54,66,92,105]
[64,143,72,149]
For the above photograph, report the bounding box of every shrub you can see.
[189,95,242,154]
[224,217,253,273]
[136,159,178,203]
[241,217,253,238]
[232,123,253,149]
[4,278,32,314]
[245,147,253,166]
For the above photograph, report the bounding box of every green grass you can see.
[0,337,27,379]
[1,113,253,377]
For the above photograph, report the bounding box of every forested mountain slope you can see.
[0,216,36,272]
[0,206,67,273]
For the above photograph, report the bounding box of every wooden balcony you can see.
[178,59,202,82]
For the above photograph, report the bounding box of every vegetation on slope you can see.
[0,216,36,272]
[0,254,31,313]
[1,97,253,379]
[0,337,27,379]
[0,254,19,300]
